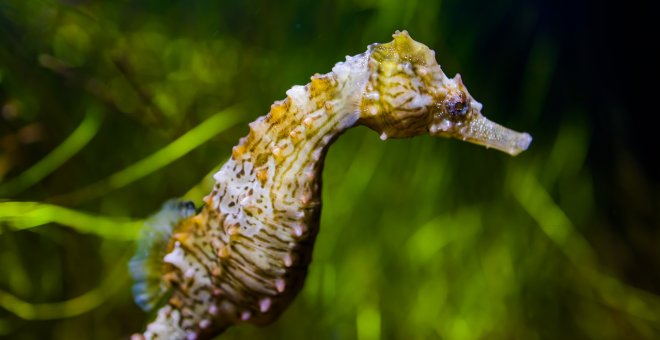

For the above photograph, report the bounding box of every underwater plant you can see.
[129,31,531,339]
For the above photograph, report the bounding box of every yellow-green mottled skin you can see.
[134,31,531,340]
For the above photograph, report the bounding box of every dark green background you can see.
[1,0,658,339]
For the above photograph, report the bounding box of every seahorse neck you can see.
[206,52,371,237]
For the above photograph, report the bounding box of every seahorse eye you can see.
[444,93,470,119]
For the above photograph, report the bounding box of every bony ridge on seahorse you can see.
[129,30,532,340]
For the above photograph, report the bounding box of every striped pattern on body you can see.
[132,31,532,340]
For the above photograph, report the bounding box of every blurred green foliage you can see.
[1,0,659,339]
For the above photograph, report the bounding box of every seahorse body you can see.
[130,31,532,339]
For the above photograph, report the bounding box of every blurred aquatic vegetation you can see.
[1,0,659,339]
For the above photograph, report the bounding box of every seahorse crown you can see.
[131,30,531,340]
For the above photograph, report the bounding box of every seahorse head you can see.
[360,31,531,156]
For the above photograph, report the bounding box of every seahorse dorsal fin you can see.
[128,199,196,311]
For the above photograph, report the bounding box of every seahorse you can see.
[129,31,532,339]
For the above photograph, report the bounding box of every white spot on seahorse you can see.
[240,311,251,321]
[275,278,286,293]
[292,223,304,237]
[259,298,272,313]
[364,91,379,101]
[302,116,314,128]
[163,243,187,269]
[271,146,283,158]
[283,253,293,267]
[240,195,251,206]
[286,85,308,107]
[199,319,210,329]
